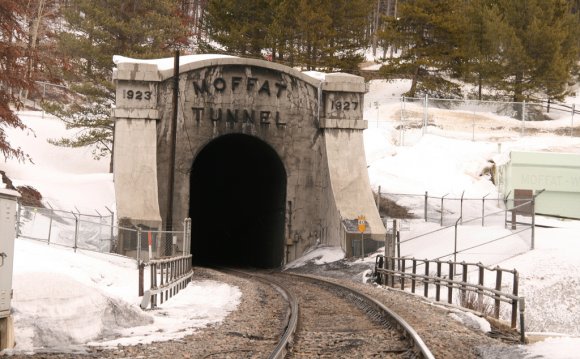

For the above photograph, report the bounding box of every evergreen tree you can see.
[0,0,31,161]
[46,0,191,171]
[493,0,579,102]
[462,0,512,100]
[203,0,372,72]
[378,0,468,98]
[203,0,272,57]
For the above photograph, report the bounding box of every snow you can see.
[1,112,241,354]
[8,237,241,353]
[284,246,345,269]
[113,54,237,71]
[449,310,492,333]
[1,78,580,357]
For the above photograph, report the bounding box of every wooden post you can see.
[448,261,454,304]
[400,258,406,290]
[478,264,485,309]
[390,257,396,288]
[511,270,519,328]
[384,232,388,286]
[494,268,502,318]
[424,260,430,297]
[461,262,468,304]
[396,230,401,260]
[435,261,442,302]
[411,259,417,294]
[138,262,144,297]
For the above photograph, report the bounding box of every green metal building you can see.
[498,151,580,219]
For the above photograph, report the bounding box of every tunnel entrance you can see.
[189,134,287,268]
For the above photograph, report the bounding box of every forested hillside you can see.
[1,0,579,163]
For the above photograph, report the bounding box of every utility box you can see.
[0,188,19,350]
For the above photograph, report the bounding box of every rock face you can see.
[112,56,385,264]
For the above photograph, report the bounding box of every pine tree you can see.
[203,0,372,72]
[203,0,272,57]
[494,0,579,102]
[46,0,191,171]
[462,0,512,100]
[0,0,31,161]
[378,0,468,98]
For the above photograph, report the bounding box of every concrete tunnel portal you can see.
[113,56,386,263]
[189,134,287,268]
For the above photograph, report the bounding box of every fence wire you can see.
[17,204,191,261]
[366,96,579,144]
[379,191,536,266]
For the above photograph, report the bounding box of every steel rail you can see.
[219,269,299,359]
[285,272,436,359]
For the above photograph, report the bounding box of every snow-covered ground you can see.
[1,111,242,354]
[1,78,579,357]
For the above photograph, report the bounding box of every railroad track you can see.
[224,269,434,359]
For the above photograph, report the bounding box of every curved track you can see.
[225,269,434,359]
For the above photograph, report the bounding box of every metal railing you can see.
[139,254,193,309]
[374,255,526,342]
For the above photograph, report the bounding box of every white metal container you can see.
[0,189,19,318]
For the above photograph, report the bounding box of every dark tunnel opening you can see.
[189,134,287,268]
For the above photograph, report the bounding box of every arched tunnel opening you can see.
[189,134,287,268]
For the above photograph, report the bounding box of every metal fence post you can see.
[521,100,526,136]
[440,194,448,226]
[72,212,79,252]
[47,204,54,245]
[105,206,115,249]
[376,185,381,211]
[454,217,461,264]
[137,228,142,264]
[571,104,575,138]
[423,94,429,135]
[460,191,465,224]
[482,194,489,227]
[531,197,536,250]
[424,191,428,222]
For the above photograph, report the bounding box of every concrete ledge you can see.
[321,73,367,93]
[113,108,160,120]
[113,63,162,82]
[319,118,368,130]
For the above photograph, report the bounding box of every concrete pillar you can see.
[320,74,386,255]
[112,60,163,256]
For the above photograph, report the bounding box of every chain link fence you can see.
[378,190,540,265]
[366,96,579,144]
[16,203,191,261]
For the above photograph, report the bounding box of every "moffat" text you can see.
[192,77,287,98]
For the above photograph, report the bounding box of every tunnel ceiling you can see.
[189,134,287,268]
